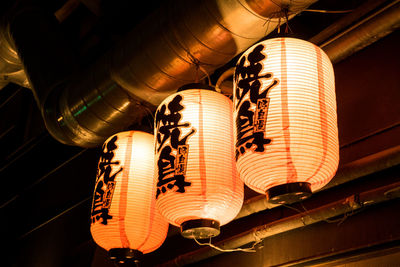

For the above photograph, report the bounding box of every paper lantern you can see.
[90,131,169,263]
[154,83,243,239]
[234,37,339,204]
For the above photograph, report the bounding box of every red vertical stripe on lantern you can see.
[136,179,157,251]
[91,131,169,254]
[155,89,243,227]
[230,100,239,204]
[198,91,207,198]
[118,132,133,248]
[280,38,298,183]
[307,45,329,182]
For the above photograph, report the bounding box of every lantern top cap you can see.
[178,83,215,92]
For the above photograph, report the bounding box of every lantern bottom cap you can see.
[181,219,220,239]
[108,248,143,263]
[266,182,312,205]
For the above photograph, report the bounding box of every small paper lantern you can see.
[90,131,168,263]
[234,37,339,204]
[154,83,243,239]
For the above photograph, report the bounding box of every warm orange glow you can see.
[234,37,339,194]
[90,131,168,254]
[154,87,244,227]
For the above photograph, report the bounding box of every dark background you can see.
[0,0,399,266]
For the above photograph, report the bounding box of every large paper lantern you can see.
[234,37,339,204]
[90,131,169,263]
[154,83,243,239]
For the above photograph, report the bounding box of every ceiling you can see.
[0,0,399,266]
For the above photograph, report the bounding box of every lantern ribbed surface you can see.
[234,37,339,195]
[154,88,243,227]
[90,131,168,254]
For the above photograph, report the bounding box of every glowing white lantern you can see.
[154,83,243,239]
[90,131,168,263]
[234,37,339,204]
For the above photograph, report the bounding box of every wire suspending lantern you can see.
[234,37,339,204]
[154,83,243,240]
[90,131,169,264]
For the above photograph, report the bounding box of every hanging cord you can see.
[259,0,288,36]
[282,204,307,226]
[171,23,214,86]
[262,0,354,37]
[299,197,364,226]
[283,7,292,34]
[277,16,281,34]
[187,53,201,83]
[215,67,235,95]
[200,65,212,87]
[142,103,155,131]
[303,9,353,14]
[266,4,294,35]
[193,235,262,253]
[171,16,214,86]
[281,194,364,227]
[186,51,212,86]
[269,0,353,14]
[129,99,155,133]
[263,17,273,36]
[299,201,348,225]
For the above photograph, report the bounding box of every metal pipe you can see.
[5,0,316,147]
[308,0,389,45]
[161,181,400,266]
[322,0,400,63]
[323,145,400,190]
[244,0,285,18]
[192,0,400,100]
[12,144,400,243]
[46,0,316,147]
[0,21,29,90]
[163,145,400,237]
[215,67,235,94]
[3,0,398,147]
[236,145,400,219]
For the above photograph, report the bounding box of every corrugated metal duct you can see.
[6,0,317,147]
[0,22,30,90]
